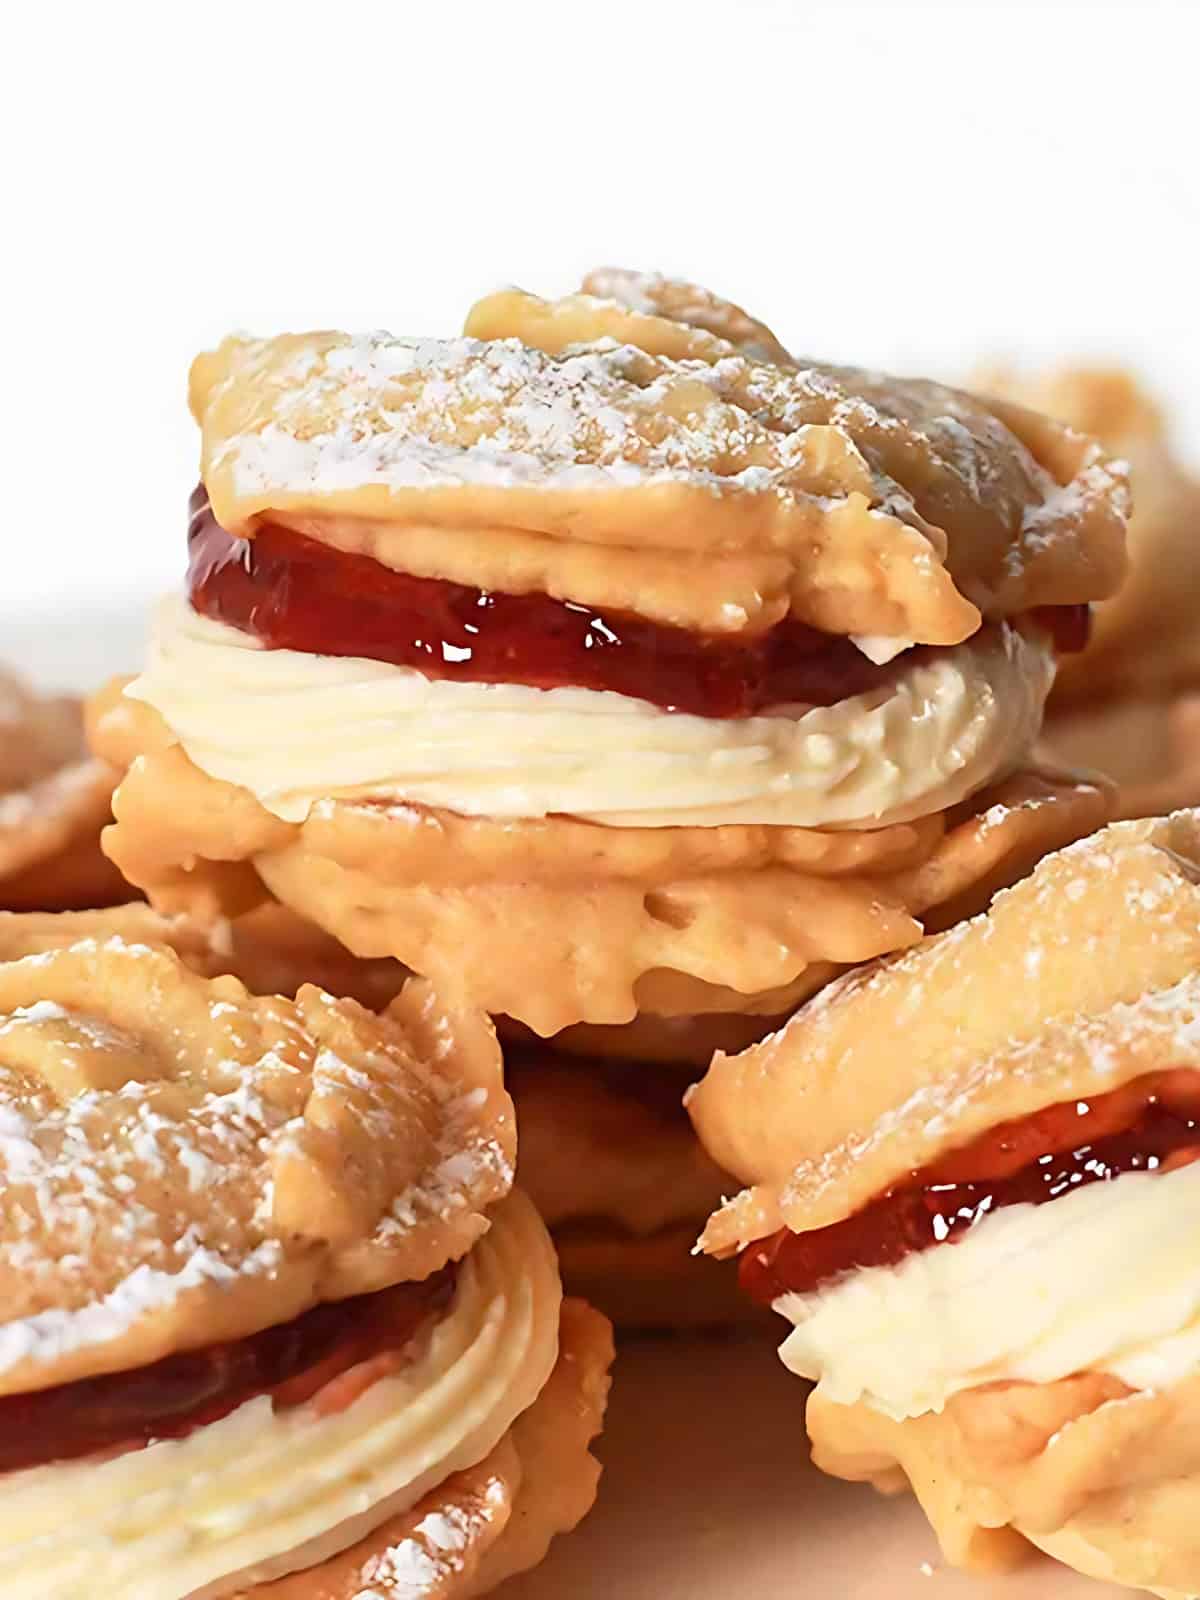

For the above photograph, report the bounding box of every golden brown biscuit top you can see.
[189,274,1128,644]
[0,920,514,1395]
[978,365,1200,704]
[0,668,112,841]
[0,666,122,903]
[469,267,794,364]
[693,809,1200,1253]
[581,266,794,360]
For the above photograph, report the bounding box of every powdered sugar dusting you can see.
[0,940,515,1382]
[381,1086,514,1238]
[0,1025,290,1376]
[352,1480,506,1598]
[578,266,794,363]
[195,295,1127,641]
[584,266,666,316]
[211,331,828,503]
[0,1239,282,1376]
[795,969,1200,1208]
[700,811,1200,1252]
[795,817,1200,1044]
[0,1000,67,1028]
[1009,456,1131,573]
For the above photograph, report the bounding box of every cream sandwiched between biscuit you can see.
[0,914,611,1600]
[91,270,1127,1038]
[690,809,1200,1596]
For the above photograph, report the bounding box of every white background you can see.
[4,0,1199,641]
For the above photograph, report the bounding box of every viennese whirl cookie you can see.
[93,273,1126,1037]
[0,666,127,913]
[0,914,610,1598]
[691,810,1200,1595]
[983,365,1200,822]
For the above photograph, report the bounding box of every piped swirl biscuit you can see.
[0,911,613,1599]
[191,286,1127,645]
[980,366,1200,708]
[694,809,1200,1250]
[235,1296,612,1600]
[692,810,1200,1595]
[0,667,126,912]
[96,271,1126,1032]
[91,684,1111,1031]
[989,366,1200,826]
[0,921,514,1394]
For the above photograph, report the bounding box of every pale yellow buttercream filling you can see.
[0,1191,560,1600]
[776,1164,1200,1423]
[127,597,1053,831]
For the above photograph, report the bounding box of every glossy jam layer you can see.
[740,1070,1200,1306]
[0,1267,455,1474]
[187,489,1089,718]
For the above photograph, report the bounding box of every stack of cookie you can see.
[4,265,1164,1599]
[89,270,1125,1329]
[0,906,610,1596]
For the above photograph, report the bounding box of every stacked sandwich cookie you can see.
[980,365,1200,819]
[0,664,128,912]
[90,270,1128,1325]
[505,1048,738,1327]
[0,913,610,1598]
[691,810,1200,1596]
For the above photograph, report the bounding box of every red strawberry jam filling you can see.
[0,1266,455,1475]
[740,1070,1200,1307]
[187,488,1090,719]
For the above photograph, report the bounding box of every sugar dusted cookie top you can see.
[188,272,1129,643]
[694,808,1200,1253]
[0,916,514,1394]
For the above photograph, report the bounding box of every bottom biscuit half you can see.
[808,1370,1200,1598]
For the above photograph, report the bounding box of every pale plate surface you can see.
[503,1333,1124,1599]
[13,608,1128,1600]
